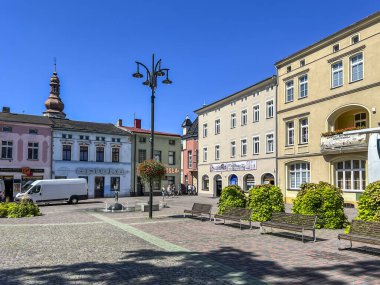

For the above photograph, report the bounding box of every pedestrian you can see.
[161,186,166,200]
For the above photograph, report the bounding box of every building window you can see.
[253,136,260,155]
[1,141,13,159]
[241,110,248,125]
[80,146,88,161]
[29,129,38,134]
[354,113,367,128]
[168,151,175,165]
[203,124,208,138]
[154,150,161,162]
[266,100,274,118]
[139,137,146,143]
[285,80,294,102]
[351,35,359,44]
[203,147,208,162]
[138,149,146,163]
[286,66,291,73]
[2,126,12,132]
[266,134,274,153]
[202,175,209,190]
[27,142,38,160]
[96,147,104,162]
[80,135,89,140]
[332,61,343,88]
[350,53,363,82]
[215,145,220,160]
[230,141,236,158]
[188,150,192,168]
[241,139,247,156]
[111,177,120,191]
[333,44,340,53]
[112,148,120,163]
[289,162,310,189]
[336,160,366,191]
[169,139,176,145]
[299,118,309,144]
[299,75,308,99]
[167,176,175,186]
[96,136,105,141]
[231,113,236,128]
[300,59,305,67]
[286,121,295,146]
[253,105,260,122]
[62,145,71,161]
[215,119,220,134]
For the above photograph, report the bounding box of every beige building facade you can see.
[195,76,277,197]
[276,12,380,205]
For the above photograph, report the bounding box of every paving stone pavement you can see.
[0,195,379,285]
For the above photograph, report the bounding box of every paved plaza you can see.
[0,196,379,285]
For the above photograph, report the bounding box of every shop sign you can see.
[76,167,127,175]
[165,167,179,174]
[321,133,367,150]
[210,160,257,172]
[22,167,32,177]
[0,168,44,173]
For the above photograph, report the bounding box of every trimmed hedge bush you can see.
[218,185,246,214]
[357,180,380,222]
[247,185,285,222]
[0,201,40,218]
[292,182,348,229]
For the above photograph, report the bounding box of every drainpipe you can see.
[133,133,137,196]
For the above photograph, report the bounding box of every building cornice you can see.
[282,69,310,82]
[327,45,366,63]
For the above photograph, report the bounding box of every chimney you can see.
[2,107,10,113]
[134,118,141,129]
[117,119,123,127]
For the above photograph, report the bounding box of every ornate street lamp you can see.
[132,53,172,219]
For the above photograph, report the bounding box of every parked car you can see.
[15,178,88,204]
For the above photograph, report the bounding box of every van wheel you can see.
[70,196,79,204]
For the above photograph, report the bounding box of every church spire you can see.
[43,60,66,119]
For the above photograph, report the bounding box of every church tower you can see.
[43,64,66,119]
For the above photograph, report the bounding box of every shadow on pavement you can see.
[0,246,378,285]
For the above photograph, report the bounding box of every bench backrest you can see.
[350,220,380,239]
[192,203,212,213]
[224,207,252,219]
[271,212,317,228]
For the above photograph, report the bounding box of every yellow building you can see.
[276,12,380,206]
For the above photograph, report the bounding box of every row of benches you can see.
[184,203,380,249]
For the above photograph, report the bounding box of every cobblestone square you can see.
[0,196,379,285]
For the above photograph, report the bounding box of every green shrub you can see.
[218,185,246,214]
[292,182,348,229]
[0,201,40,218]
[357,180,380,222]
[247,185,285,222]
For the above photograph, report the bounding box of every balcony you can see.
[320,132,368,154]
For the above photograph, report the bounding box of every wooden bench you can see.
[260,212,317,242]
[183,203,212,221]
[214,207,252,230]
[338,220,380,250]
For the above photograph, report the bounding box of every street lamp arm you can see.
[154,59,162,73]
[136,62,151,79]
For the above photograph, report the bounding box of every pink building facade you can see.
[0,109,52,200]
[181,117,198,189]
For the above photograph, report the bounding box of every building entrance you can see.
[1,176,14,201]
[94,176,105,198]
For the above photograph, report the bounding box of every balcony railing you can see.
[320,133,368,154]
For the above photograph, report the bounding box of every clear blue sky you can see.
[1,1,379,134]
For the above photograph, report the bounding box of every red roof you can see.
[120,126,180,137]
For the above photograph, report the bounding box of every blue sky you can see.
[0,1,379,134]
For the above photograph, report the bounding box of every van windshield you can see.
[22,182,34,193]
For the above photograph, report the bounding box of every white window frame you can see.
[203,147,208,162]
[253,105,260,122]
[240,139,247,156]
[253,136,260,155]
[299,118,309,144]
[241,109,248,125]
[266,100,274,119]
[350,53,363,83]
[215,145,220,160]
[188,150,192,168]
[299,74,308,99]
[354,112,367,128]
[230,113,236,129]
[336,160,366,192]
[1,140,13,159]
[286,121,295,146]
[203,124,208,138]
[285,80,294,103]
[266,133,274,153]
[230,141,236,158]
[331,61,343,88]
[27,142,39,160]
[215,119,220,135]
[288,162,310,189]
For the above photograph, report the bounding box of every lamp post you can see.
[132,53,172,219]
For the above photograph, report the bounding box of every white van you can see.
[15,179,88,204]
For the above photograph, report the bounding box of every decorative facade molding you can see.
[327,45,366,63]
[282,69,310,82]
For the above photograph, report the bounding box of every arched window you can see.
[262,173,275,185]
[244,174,255,191]
[202,175,209,191]
[336,160,366,191]
[288,162,310,189]
[229,174,238,185]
